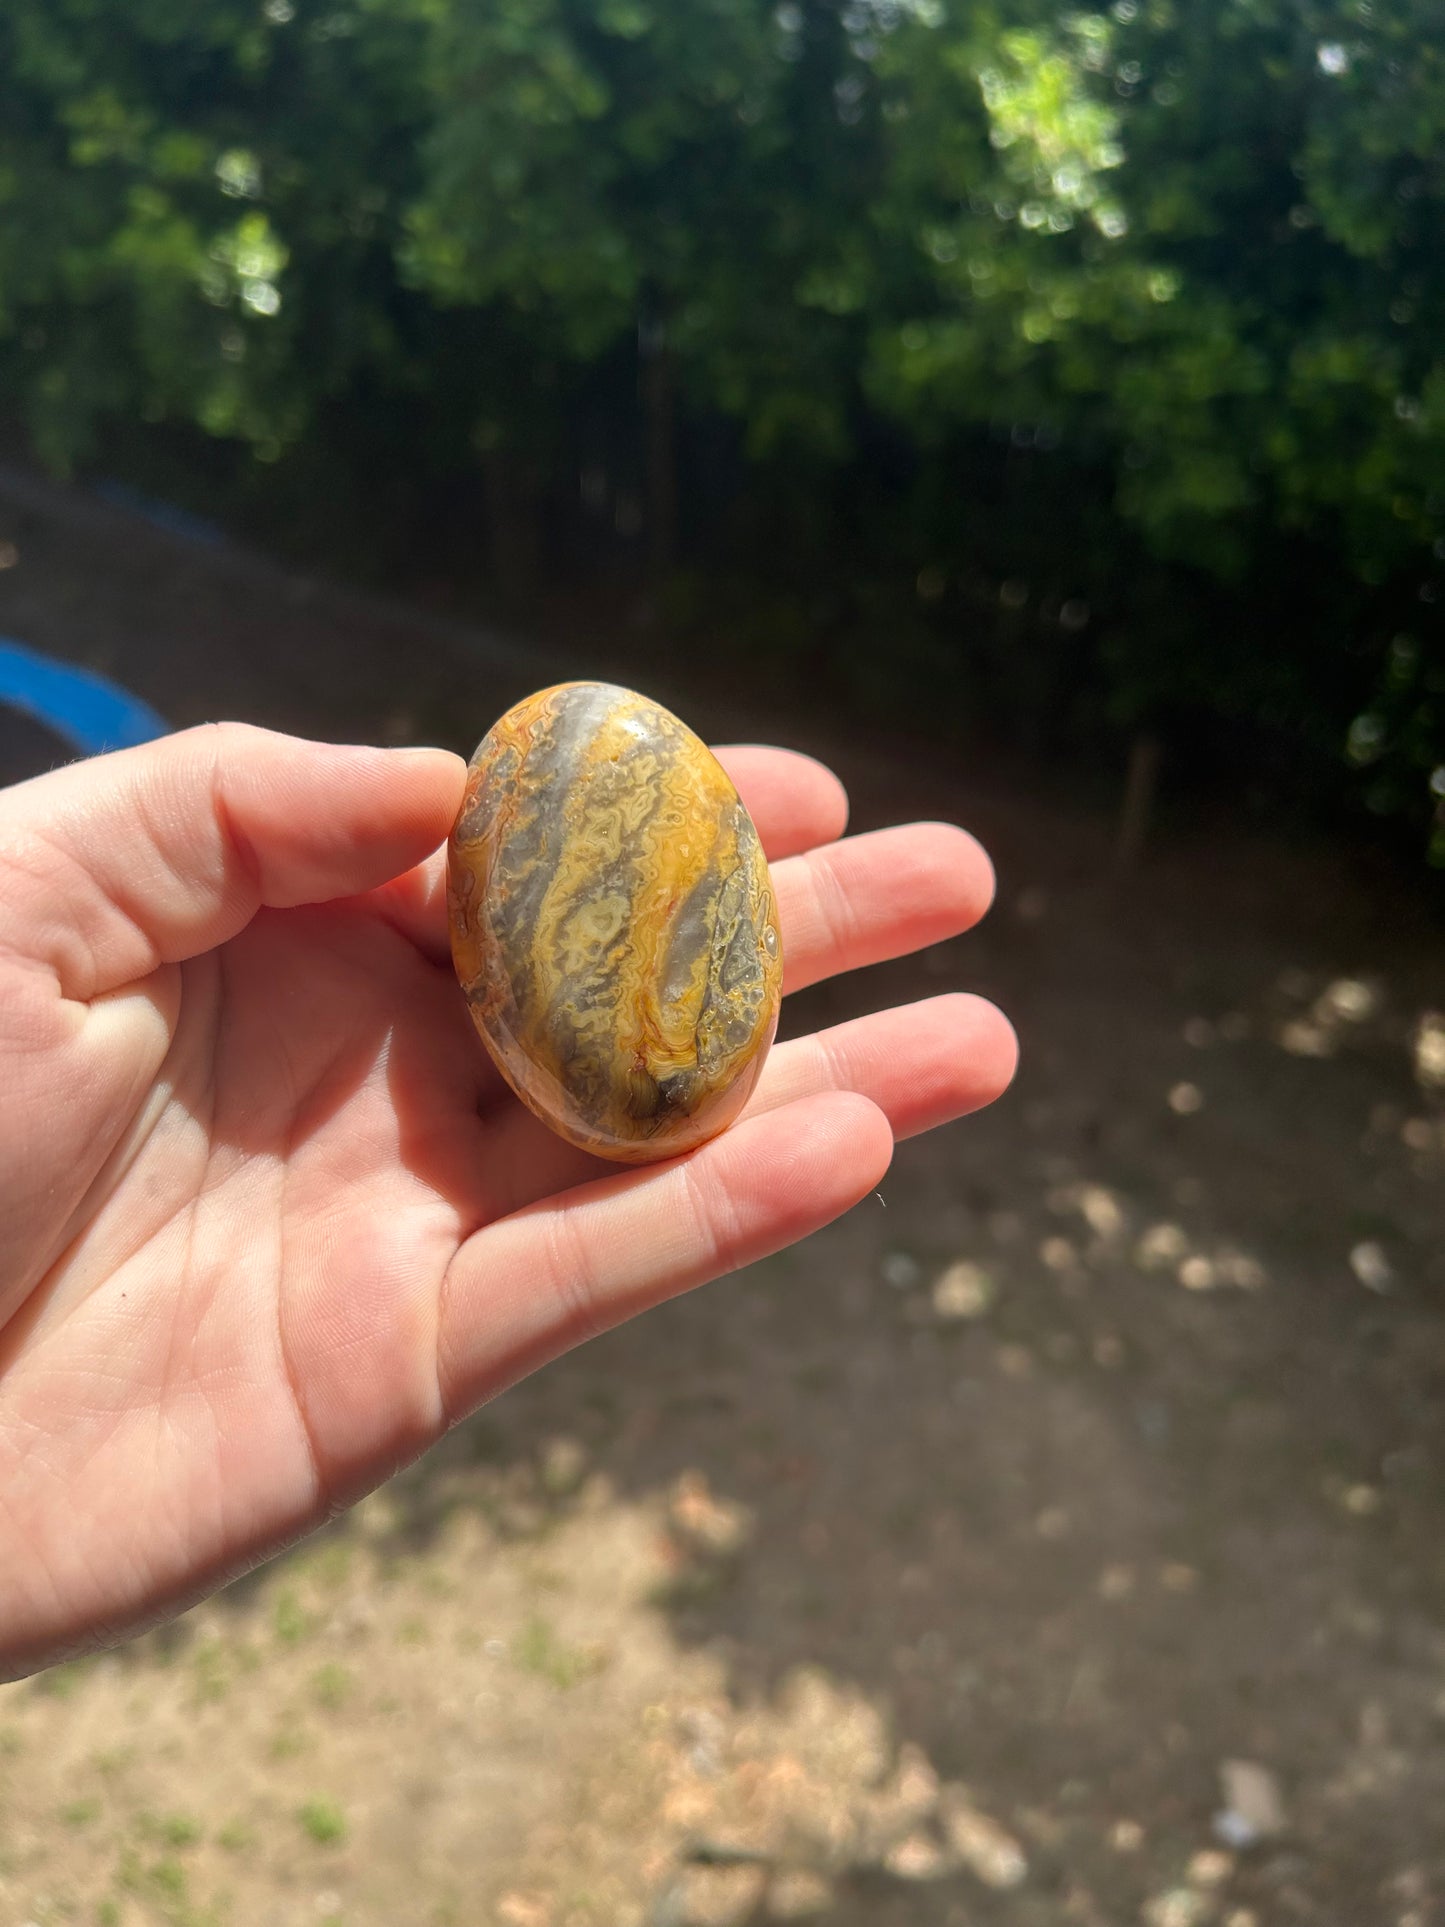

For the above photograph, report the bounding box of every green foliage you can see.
[1,0,1443,845]
[0,0,433,464]
[271,1586,316,1644]
[296,1797,347,1845]
[513,1613,608,1688]
[310,1661,355,1709]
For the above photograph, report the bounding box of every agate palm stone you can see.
[447,681,784,1163]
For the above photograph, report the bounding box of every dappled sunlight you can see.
[1413,1012,1445,1093]
[976,16,1129,242]
[1134,1222,1268,1295]
[1277,974,1385,1060]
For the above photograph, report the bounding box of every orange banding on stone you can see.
[448,682,783,1163]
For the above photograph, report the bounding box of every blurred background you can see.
[2,2,1445,1923]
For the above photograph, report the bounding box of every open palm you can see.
[0,724,1013,1678]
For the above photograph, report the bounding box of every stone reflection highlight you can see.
[448,681,783,1163]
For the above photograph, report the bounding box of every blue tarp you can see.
[0,639,168,755]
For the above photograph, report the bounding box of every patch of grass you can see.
[92,1746,134,1780]
[268,1721,310,1762]
[190,1638,230,1705]
[396,1615,431,1646]
[296,1798,347,1846]
[309,1535,356,1590]
[97,1901,121,1927]
[217,1818,255,1854]
[158,1813,203,1849]
[33,1657,92,1699]
[272,1588,315,1645]
[0,1725,23,1757]
[310,1662,353,1710]
[513,1614,607,1690]
[151,1856,188,1899]
[60,1796,102,1828]
[119,1843,223,1926]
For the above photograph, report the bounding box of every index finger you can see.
[374,742,852,967]
[711,744,849,860]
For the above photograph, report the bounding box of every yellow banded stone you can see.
[447,681,784,1163]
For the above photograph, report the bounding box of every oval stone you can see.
[447,681,784,1163]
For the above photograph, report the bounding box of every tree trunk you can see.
[1116,730,1162,870]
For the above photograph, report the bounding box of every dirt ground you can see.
[0,465,1443,1927]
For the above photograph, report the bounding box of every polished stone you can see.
[448,681,784,1163]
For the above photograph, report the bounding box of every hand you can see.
[0,723,1015,1677]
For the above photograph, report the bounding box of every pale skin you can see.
[0,723,1016,1680]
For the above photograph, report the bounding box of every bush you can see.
[2,0,1442,848]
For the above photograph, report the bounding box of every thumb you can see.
[0,723,465,1000]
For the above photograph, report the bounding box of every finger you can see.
[437,1090,892,1416]
[366,743,851,971]
[774,821,995,994]
[753,993,1018,1139]
[395,816,1001,1191]
[467,991,1016,1218]
[0,725,465,1000]
[363,848,453,964]
[459,815,1001,1213]
[711,745,849,858]
[420,818,998,998]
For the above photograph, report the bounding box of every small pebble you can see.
[1213,1760,1286,1846]
[1143,1888,1209,1927]
[1187,1849,1235,1888]
[884,1832,950,1881]
[1349,1241,1394,1294]
[882,1251,922,1290]
[932,1261,995,1320]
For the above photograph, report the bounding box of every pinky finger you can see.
[437,1091,892,1420]
[752,993,1018,1142]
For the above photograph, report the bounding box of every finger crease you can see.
[543,1204,608,1350]
[681,1155,749,1281]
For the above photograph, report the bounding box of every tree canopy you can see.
[2,0,1443,850]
